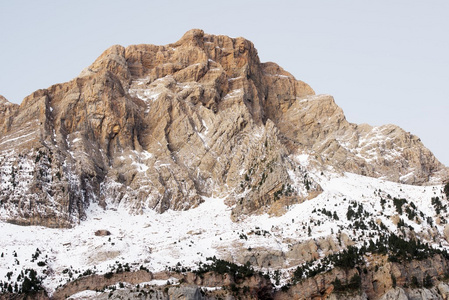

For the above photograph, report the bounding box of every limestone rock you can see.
[443,224,449,243]
[94,229,111,236]
[406,287,442,300]
[438,283,449,300]
[0,29,447,227]
[275,268,360,300]
[168,286,204,300]
[82,286,205,300]
[278,94,448,185]
[0,95,19,132]
[327,293,369,300]
[378,287,409,300]
[286,239,320,265]
[52,270,153,300]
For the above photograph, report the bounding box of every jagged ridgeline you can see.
[0,29,447,227]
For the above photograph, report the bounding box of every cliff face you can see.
[275,254,449,300]
[8,255,449,300]
[0,29,447,227]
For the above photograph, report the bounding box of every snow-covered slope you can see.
[1,158,447,296]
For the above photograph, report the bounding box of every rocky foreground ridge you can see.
[0,29,447,227]
[4,251,449,300]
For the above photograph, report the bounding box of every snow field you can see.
[0,166,447,295]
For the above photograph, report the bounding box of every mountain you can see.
[1,29,449,299]
[0,29,447,228]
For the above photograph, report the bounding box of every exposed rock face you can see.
[278,94,448,184]
[274,254,449,300]
[0,95,19,131]
[0,29,447,227]
[378,288,409,300]
[51,270,154,300]
[51,270,272,300]
[3,254,449,299]
[94,229,111,236]
[97,286,205,300]
[438,283,449,299]
[49,255,449,300]
[443,224,449,243]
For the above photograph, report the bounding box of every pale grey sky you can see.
[1,1,448,166]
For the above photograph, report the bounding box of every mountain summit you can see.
[2,29,449,300]
[0,29,447,228]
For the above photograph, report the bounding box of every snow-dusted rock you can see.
[438,282,449,299]
[379,287,409,300]
[406,287,442,300]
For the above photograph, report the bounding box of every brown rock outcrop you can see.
[0,29,447,227]
[0,95,18,129]
[274,254,449,300]
[94,229,111,236]
[443,224,449,243]
[52,269,272,300]
[51,270,153,300]
[278,94,448,185]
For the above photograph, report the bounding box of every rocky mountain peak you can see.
[175,28,206,47]
[0,95,8,104]
[0,95,17,109]
[0,29,447,228]
[0,95,19,132]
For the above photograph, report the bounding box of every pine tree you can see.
[423,274,433,288]
[391,274,397,288]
